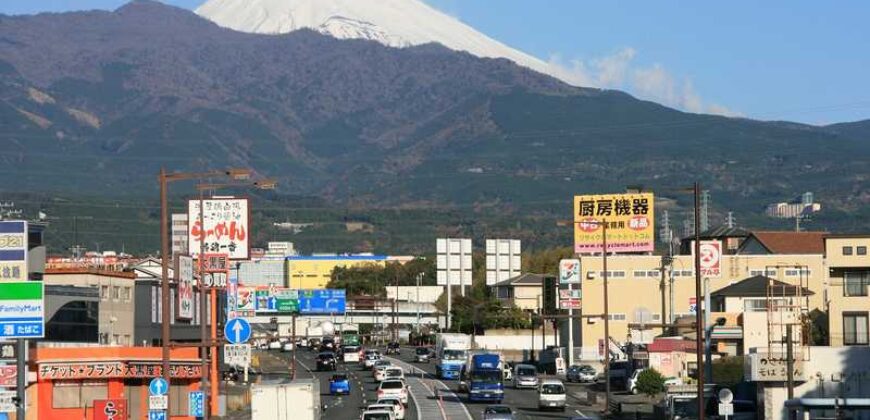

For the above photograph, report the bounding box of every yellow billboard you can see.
[573,193,655,254]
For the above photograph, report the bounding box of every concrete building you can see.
[44,285,99,343]
[171,213,188,255]
[386,286,444,304]
[824,234,870,346]
[42,268,137,346]
[285,254,388,289]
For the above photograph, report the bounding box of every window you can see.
[647,270,660,277]
[844,271,870,297]
[785,268,811,277]
[744,298,788,312]
[652,313,662,321]
[607,313,627,321]
[633,271,648,278]
[858,246,868,256]
[52,380,107,408]
[100,285,109,300]
[598,271,625,278]
[124,287,131,301]
[843,246,854,256]
[112,286,121,300]
[843,312,869,345]
[749,270,763,277]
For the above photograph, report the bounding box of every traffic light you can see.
[542,275,558,315]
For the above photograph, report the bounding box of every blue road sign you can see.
[189,391,205,417]
[298,289,346,315]
[148,411,166,420]
[224,318,251,344]
[149,377,169,396]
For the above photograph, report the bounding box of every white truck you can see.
[251,379,321,420]
[434,333,471,380]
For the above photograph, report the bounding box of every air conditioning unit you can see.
[587,271,597,279]
[587,317,597,324]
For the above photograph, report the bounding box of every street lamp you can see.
[157,167,261,414]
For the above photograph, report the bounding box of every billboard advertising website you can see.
[573,193,655,254]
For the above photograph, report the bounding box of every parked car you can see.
[414,347,431,363]
[329,373,350,395]
[316,352,337,371]
[376,398,405,420]
[482,405,515,420]
[268,340,282,350]
[378,380,408,405]
[538,379,566,411]
[386,342,401,355]
[512,364,539,389]
[566,365,597,383]
[628,369,681,394]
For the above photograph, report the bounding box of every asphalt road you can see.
[384,347,603,420]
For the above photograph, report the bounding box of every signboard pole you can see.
[291,314,297,380]
[15,339,24,420]
[198,191,210,420]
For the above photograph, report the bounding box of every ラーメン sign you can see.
[188,198,250,260]
[573,193,655,254]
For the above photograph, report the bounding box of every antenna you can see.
[725,211,736,228]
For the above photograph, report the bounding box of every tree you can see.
[711,356,744,387]
[635,368,666,397]
[808,309,829,345]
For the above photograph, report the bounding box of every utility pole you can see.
[693,182,706,420]
[786,324,795,401]
[603,222,612,415]
[704,277,713,382]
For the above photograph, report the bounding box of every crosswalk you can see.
[387,357,472,420]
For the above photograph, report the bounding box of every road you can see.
[385,348,603,420]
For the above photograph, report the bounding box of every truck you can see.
[466,353,505,403]
[251,379,321,420]
[434,333,471,380]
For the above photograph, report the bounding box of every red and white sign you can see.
[176,255,194,320]
[689,297,698,314]
[0,366,15,386]
[94,399,127,420]
[699,240,722,278]
[188,198,250,260]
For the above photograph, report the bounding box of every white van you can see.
[538,379,566,411]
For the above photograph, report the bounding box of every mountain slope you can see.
[195,0,556,80]
[0,1,866,228]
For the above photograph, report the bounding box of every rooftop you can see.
[492,273,552,287]
[711,275,815,298]
[745,231,827,254]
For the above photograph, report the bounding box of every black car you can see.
[386,342,401,355]
[316,352,337,371]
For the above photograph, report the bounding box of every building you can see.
[171,213,188,255]
[285,255,388,289]
[42,268,137,346]
[386,286,444,304]
[28,346,202,420]
[576,230,827,362]
[44,285,99,343]
[824,234,870,346]
[765,192,821,219]
[491,273,551,311]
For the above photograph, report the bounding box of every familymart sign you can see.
[0,221,43,338]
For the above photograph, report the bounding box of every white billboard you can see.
[176,255,194,320]
[436,238,472,290]
[188,198,250,260]
[485,239,521,286]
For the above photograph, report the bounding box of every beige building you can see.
[43,268,137,346]
[576,230,828,360]
[492,273,551,311]
[824,234,870,346]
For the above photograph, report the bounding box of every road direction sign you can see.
[148,410,167,420]
[149,377,168,396]
[224,344,252,367]
[224,318,251,344]
[0,390,14,412]
[149,395,168,410]
[188,391,205,417]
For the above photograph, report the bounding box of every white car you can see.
[378,380,408,405]
[538,379,566,411]
[628,369,683,394]
[282,342,294,352]
[374,365,393,382]
[268,340,282,350]
[361,410,395,420]
[367,404,401,420]
[343,346,361,363]
[384,367,404,381]
[364,354,383,369]
[376,397,406,420]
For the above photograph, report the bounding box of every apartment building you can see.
[825,234,870,346]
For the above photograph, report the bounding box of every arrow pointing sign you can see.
[224,318,251,344]
[149,377,168,396]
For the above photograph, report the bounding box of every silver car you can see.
[482,405,515,420]
[512,364,539,389]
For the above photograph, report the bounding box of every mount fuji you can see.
[195,0,557,82]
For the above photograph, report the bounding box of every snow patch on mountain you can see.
[196,0,556,80]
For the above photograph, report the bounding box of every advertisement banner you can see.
[0,221,27,283]
[559,259,581,284]
[94,399,127,420]
[176,255,194,320]
[573,193,654,254]
[699,240,722,278]
[0,282,44,338]
[188,199,250,260]
[0,366,15,387]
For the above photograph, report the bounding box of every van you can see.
[537,379,566,411]
[512,364,538,389]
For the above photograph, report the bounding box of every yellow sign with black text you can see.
[573,193,655,254]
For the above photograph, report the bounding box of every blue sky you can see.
[3,1,869,124]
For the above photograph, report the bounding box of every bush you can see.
[635,368,666,397]
[712,356,744,387]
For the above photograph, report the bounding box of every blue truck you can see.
[467,354,504,403]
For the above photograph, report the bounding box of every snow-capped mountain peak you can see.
[195,0,555,79]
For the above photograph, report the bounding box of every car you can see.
[316,352,337,371]
[566,365,597,383]
[329,373,351,395]
[308,338,321,349]
[376,397,406,420]
[512,364,539,389]
[372,360,392,374]
[360,409,395,420]
[282,342,294,352]
[386,342,401,355]
[482,405,515,420]
[627,369,678,394]
[378,379,408,405]
[414,347,431,363]
[538,379,566,411]
[343,345,361,363]
[664,376,683,387]
[367,404,400,419]
[384,367,404,381]
[363,353,382,369]
[374,364,395,382]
